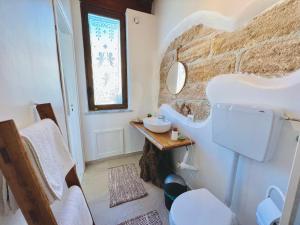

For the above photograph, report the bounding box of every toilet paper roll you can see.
[256,197,281,225]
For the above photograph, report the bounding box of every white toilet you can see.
[169,104,283,225]
[169,189,236,225]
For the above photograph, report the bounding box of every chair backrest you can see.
[0,103,95,225]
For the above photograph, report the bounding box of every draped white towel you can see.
[51,186,93,225]
[0,171,18,215]
[20,119,75,200]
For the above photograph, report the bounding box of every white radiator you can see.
[94,128,124,159]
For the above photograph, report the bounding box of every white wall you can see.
[0,0,69,224]
[71,0,157,161]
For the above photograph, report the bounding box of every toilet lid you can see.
[170,189,234,225]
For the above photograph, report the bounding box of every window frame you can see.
[81,4,128,111]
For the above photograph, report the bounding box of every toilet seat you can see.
[169,188,235,225]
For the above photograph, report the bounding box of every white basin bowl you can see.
[143,117,171,133]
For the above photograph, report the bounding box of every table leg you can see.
[139,138,173,188]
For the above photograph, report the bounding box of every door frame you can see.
[52,0,86,178]
[281,134,300,224]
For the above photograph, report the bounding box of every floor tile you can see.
[82,153,170,225]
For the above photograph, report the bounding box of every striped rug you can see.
[118,211,163,225]
[108,164,147,207]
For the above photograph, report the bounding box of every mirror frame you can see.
[166,61,187,95]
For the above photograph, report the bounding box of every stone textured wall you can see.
[159,0,300,121]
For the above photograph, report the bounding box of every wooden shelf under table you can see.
[130,121,194,151]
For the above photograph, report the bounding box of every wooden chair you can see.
[0,103,95,225]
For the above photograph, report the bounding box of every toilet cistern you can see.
[212,103,283,207]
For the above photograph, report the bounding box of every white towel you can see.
[21,119,75,200]
[0,171,18,215]
[51,186,93,225]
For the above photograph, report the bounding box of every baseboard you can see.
[85,151,143,165]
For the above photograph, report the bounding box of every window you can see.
[81,5,128,111]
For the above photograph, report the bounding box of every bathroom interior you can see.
[0,0,300,225]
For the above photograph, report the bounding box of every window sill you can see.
[85,109,133,115]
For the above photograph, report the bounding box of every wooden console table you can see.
[130,121,194,187]
[130,122,194,151]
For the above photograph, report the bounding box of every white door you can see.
[54,2,85,180]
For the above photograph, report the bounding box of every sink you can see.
[143,117,171,133]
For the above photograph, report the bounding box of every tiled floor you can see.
[82,153,170,225]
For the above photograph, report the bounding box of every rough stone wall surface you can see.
[159,0,300,121]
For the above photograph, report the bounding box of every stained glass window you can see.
[88,13,123,106]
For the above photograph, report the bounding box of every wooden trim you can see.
[0,120,58,225]
[79,0,153,14]
[65,166,82,188]
[81,3,128,111]
[36,103,58,125]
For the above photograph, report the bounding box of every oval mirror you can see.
[166,62,186,95]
